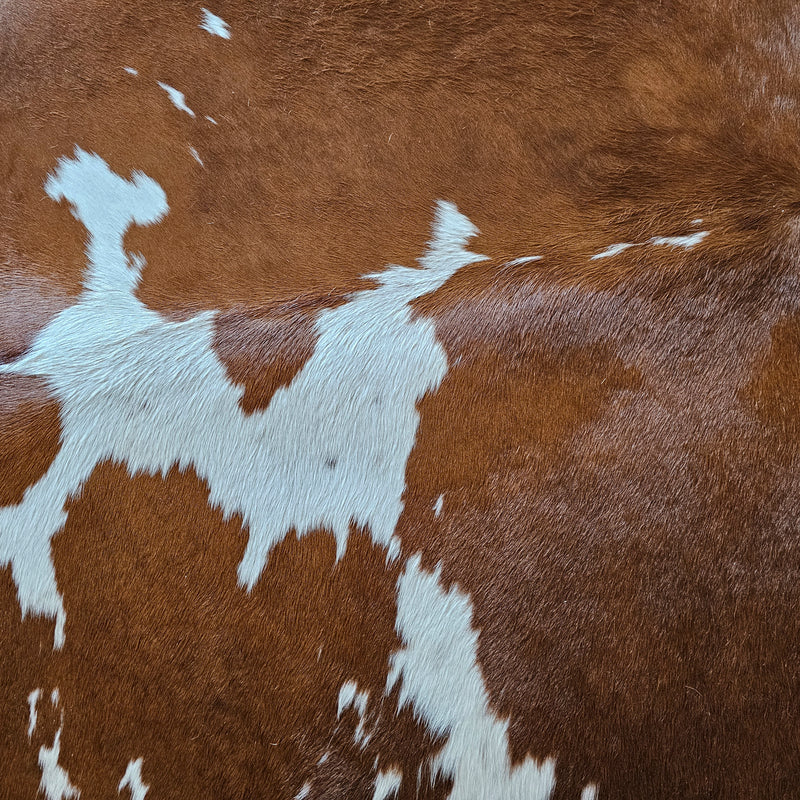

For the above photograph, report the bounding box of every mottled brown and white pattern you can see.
[3,2,800,798]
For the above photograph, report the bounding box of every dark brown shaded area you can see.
[399,254,800,798]
[44,463,444,800]
[0,375,62,507]
[747,311,800,450]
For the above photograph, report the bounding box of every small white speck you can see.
[27,689,40,739]
[157,82,195,117]
[504,255,542,266]
[433,494,444,517]
[295,783,311,800]
[591,242,635,260]
[200,8,231,39]
[691,218,703,225]
[189,147,204,166]
[50,688,59,706]
[205,116,218,125]
[123,67,138,76]
[650,230,709,249]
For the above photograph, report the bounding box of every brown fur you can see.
[4,1,800,798]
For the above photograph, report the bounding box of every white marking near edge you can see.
[157,82,196,117]
[189,147,204,166]
[0,148,485,646]
[118,758,149,800]
[649,230,709,249]
[200,8,231,39]
[205,115,218,124]
[123,67,138,76]
[38,728,80,800]
[590,242,635,260]
[388,555,557,800]
[373,768,403,800]
[27,689,40,738]
[581,783,598,800]
[433,494,444,517]
[294,783,311,800]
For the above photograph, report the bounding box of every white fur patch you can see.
[0,149,484,646]
[581,783,598,800]
[337,680,371,745]
[38,728,80,800]
[433,494,444,517]
[504,256,542,266]
[157,82,195,117]
[5,148,581,800]
[592,229,709,260]
[649,230,709,249]
[388,554,557,800]
[189,146,204,166]
[27,689,40,739]
[294,783,311,800]
[373,768,403,800]
[591,242,635,260]
[118,758,149,800]
[200,8,231,39]
[123,67,138,76]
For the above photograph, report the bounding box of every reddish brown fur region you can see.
[35,463,446,800]
[5,0,800,798]
[213,293,344,413]
[0,376,62,506]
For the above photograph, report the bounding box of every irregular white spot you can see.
[504,256,542,266]
[649,230,709,249]
[373,768,403,800]
[189,146,204,166]
[38,728,80,800]
[294,783,311,800]
[338,680,369,744]
[691,218,703,225]
[157,82,195,117]
[387,555,556,800]
[123,67,138,76]
[581,784,597,800]
[318,752,329,765]
[118,758,149,800]
[590,242,635,260]
[337,681,358,717]
[200,8,231,39]
[205,115,218,125]
[433,494,444,517]
[0,150,484,645]
[51,687,59,706]
[27,689,41,739]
